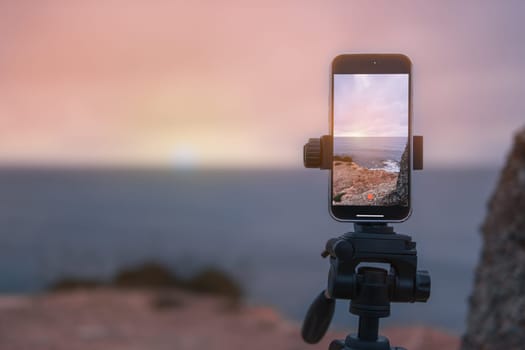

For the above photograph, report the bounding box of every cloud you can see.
[334,74,408,137]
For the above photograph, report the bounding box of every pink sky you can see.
[0,0,524,168]
[334,74,408,137]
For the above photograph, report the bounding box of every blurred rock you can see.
[150,291,185,310]
[49,262,244,308]
[462,127,525,349]
[185,267,243,303]
[114,262,180,288]
[0,288,458,350]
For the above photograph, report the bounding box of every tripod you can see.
[301,223,431,350]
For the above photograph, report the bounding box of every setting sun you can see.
[171,144,199,169]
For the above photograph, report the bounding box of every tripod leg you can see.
[329,339,345,350]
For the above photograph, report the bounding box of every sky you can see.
[334,74,408,138]
[0,0,524,168]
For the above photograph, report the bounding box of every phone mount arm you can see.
[304,135,424,171]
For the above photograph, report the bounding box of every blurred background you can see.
[1,0,524,345]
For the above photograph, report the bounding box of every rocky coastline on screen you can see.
[332,144,409,206]
[332,160,397,205]
[462,127,525,350]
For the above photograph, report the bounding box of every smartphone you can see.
[330,54,412,222]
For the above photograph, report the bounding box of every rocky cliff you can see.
[383,143,409,206]
[462,127,525,349]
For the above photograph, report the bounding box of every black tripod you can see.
[301,223,431,350]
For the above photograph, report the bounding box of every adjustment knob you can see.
[415,270,431,302]
[303,138,322,168]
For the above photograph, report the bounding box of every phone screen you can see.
[331,72,410,218]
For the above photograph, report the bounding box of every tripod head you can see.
[301,223,430,350]
[300,135,430,350]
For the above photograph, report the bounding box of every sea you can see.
[0,167,500,334]
[334,137,407,172]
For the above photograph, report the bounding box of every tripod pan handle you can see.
[301,290,335,344]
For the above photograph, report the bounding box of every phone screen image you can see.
[332,73,409,209]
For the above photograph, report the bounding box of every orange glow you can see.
[0,1,523,168]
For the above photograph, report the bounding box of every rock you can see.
[462,127,525,350]
[185,267,243,302]
[114,262,180,288]
[332,161,398,205]
[383,143,409,206]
